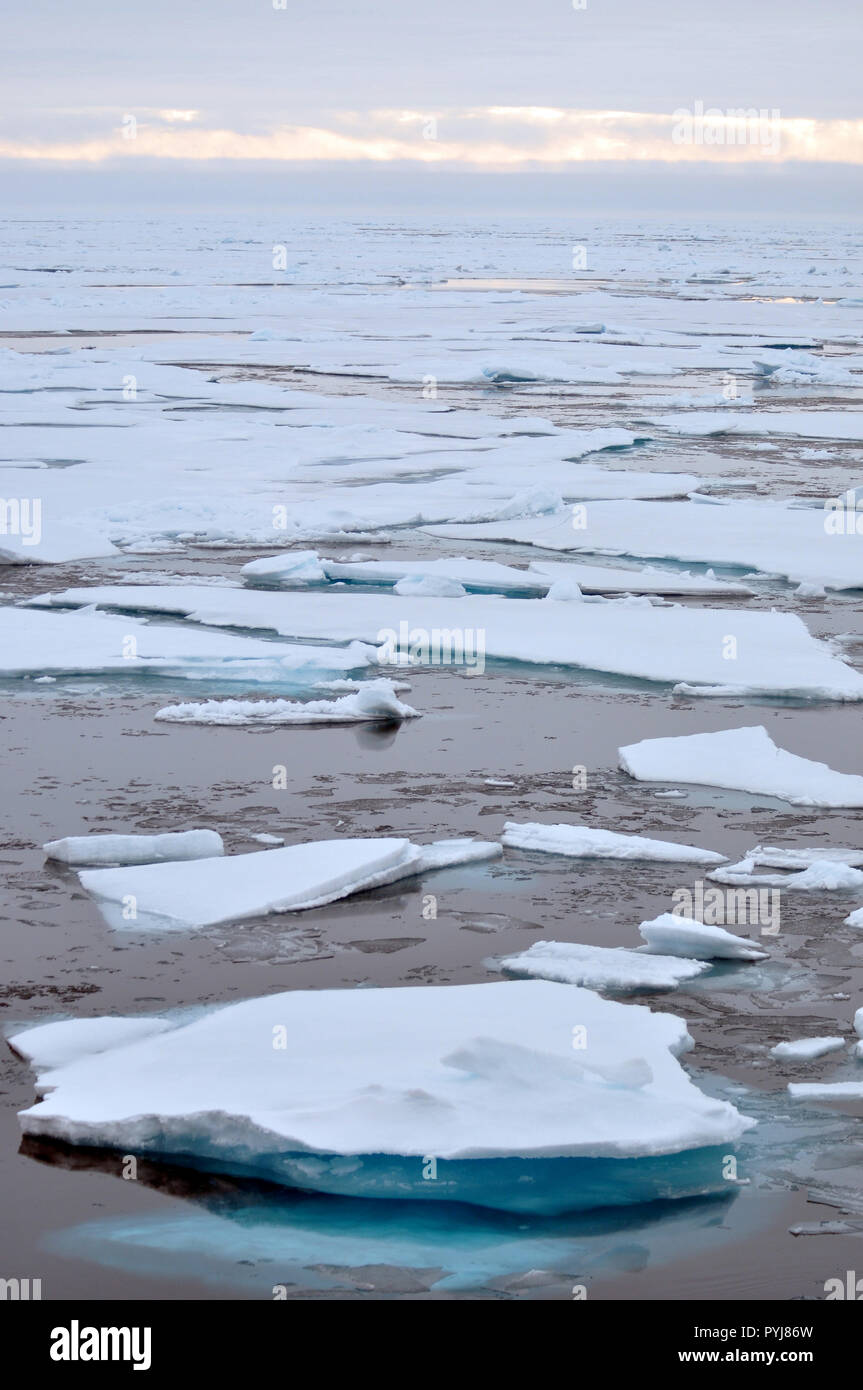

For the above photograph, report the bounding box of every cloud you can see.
[1,107,861,168]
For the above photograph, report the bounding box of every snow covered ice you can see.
[11,981,753,1213]
[154,679,419,726]
[620,726,863,806]
[43,829,224,867]
[77,837,502,929]
[502,821,725,864]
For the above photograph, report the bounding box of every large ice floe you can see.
[10,980,753,1213]
[620,726,863,806]
[427,497,863,591]
[76,837,501,929]
[0,606,375,683]
[29,587,863,699]
[501,822,724,864]
[154,678,419,726]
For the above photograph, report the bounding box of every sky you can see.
[2,0,862,216]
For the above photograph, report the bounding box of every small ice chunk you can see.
[393,574,467,598]
[154,679,419,726]
[639,913,769,961]
[770,1037,845,1062]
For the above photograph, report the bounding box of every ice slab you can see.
[770,1038,846,1061]
[0,606,374,682]
[426,499,863,591]
[243,552,751,599]
[0,521,120,565]
[43,829,224,867]
[639,913,769,962]
[498,940,708,992]
[708,858,863,890]
[502,821,724,865]
[31,587,863,700]
[77,836,501,929]
[620,726,863,806]
[12,980,753,1212]
[154,679,419,726]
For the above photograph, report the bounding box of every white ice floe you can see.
[0,521,120,565]
[426,498,863,591]
[770,1038,846,1062]
[244,552,751,598]
[501,822,724,864]
[393,574,467,597]
[708,858,863,891]
[639,913,769,961]
[620,726,863,806]
[77,836,501,929]
[497,940,708,992]
[0,606,374,682]
[11,979,753,1213]
[843,905,863,929]
[9,1016,173,1071]
[154,679,419,726]
[30,587,863,700]
[789,1082,863,1102]
[43,829,224,867]
[739,845,863,871]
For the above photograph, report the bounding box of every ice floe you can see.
[77,836,502,929]
[30,587,863,699]
[639,913,769,962]
[770,1038,846,1062]
[154,679,419,726]
[620,726,863,806]
[0,606,375,683]
[11,979,753,1212]
[43,830,224,867]
[427,498,863,591]
[497,940,709,992]
[501,822,724,864]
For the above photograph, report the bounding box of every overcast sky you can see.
[3,0,861,215]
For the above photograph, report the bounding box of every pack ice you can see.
[77,837,501,929]
[11,980,753,1213]
[620,726,863,807]
[154,679,419,726]
[497,940,709,992]
[31,586,863,700]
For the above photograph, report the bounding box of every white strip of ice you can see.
[12,980,753,1166]
[78,837,502,929]
[770,1037,846,1061]
[740,845,863,870]
[31,587,863,700]
[789,1082,863,1101]
[708,858,863,890]
[498,940,708,992]
[43,829,224,867]
[620,726,863,806]
[426,498,863,590]
[0,521,120,565]
[502,822,725,864]
[639,913,769,961]
[0,606,374,681]
[154,679,419,726]
[242,552,751,598]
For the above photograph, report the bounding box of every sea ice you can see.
[11,979,753,1212]
[770,1038,846,1062]
[154,679,419,726]
[43,829,224,867]
[501,822,724,864]
[31,587,863,700]
[620,726,863,806]
[498,940,708,992]
[639,913,769,962]
[77,836,501,929]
